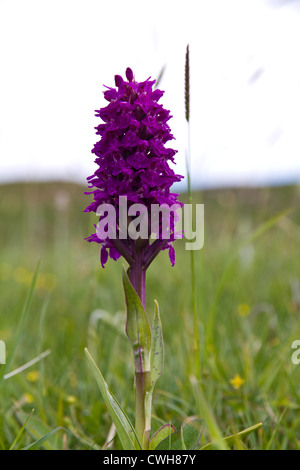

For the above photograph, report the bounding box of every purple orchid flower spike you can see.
[85,67,183,307]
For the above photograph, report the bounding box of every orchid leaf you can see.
[155,417,203,450]
[122,266,151,374]
[85,347,140,450]
[150,300,164,389]
[149,424,175,450]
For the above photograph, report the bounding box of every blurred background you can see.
[1,0,300,189]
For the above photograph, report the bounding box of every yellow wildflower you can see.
[237,303,251,317]
[26,370,40,382]
[13,266,32,285]
[24,393,34,403]
[230,374,245,390]
[66,395,77,405]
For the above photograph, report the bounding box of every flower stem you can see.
[129,242,146,309]
[135,371,151,449]
[129,243,150,449]
[185,44,200,381]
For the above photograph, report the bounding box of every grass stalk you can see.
[185,44,200,380]
[0,259,40,382]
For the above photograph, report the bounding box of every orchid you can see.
[85,67,183,284]
[84,67,184,449]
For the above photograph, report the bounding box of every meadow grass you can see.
[0,181,300,450]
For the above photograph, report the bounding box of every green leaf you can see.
[181,417,204,450]
[10,409,35,450]
[154,429,178,450]
[242,208,292,246]
[88,309,126,340]
[15,409,62,450]
[87,309,126,365]
[122,266,151,373]
[150,300,164,389]
[155,417,203,450]
[206,208,292,344]
[84,347,140,450]
[149,424,176,450]
[193,382,228,449]
[144,300,165,445]
[0,259,40,381]
[265,408,286,450]
[200,422,262,450]
[22,427,63,450]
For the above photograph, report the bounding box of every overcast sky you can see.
[1,0,300,189]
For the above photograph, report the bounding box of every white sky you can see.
[0,0,300,189]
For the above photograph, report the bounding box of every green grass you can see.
[0,181,300,449]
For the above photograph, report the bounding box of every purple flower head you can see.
[85,67,184,269]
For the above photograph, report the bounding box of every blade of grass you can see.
[15,409,62,450]
[154,65,166,89]
[85,347,141,450]
[9,409,35,450]
[200,422,262,450]
[37,295,50,422]
[0,259,40,382]
[22,426,63,450]
[265,408,287,450]
[206,208,293,344]
[191,378,228,450]
[185,44,200,381]
[3,349,51,380]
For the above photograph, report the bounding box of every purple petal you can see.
[114,74,124,87]
[168,245,176,266]
[100,246,109,268]
[126,67,134,82]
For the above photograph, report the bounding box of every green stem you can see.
[185,43,201,380]
[129,244,146,309]
[135,371,151,449]
[129,244,151,449]
[186,121,200,381]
